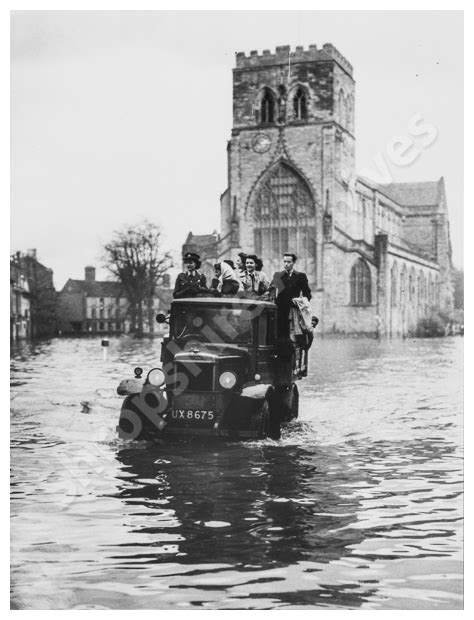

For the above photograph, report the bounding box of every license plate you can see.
[170,409,216,424]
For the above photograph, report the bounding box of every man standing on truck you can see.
[270,253,312,338]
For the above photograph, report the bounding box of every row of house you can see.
[10,250,57,341]
[57,266,172,335]
[11,252,172,340]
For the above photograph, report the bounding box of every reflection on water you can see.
[10,336,463,609]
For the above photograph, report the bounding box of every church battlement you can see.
[235,43,353,76]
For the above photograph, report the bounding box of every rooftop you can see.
[235,43,353,76]
[184,232,219,249]
[378,180,442,207]
[358,176,443,208]
[63,279,125,297]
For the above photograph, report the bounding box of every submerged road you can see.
[10,335,463,609]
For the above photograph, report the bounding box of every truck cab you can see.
[117,297,307,441]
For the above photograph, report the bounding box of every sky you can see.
[10,10,464,289]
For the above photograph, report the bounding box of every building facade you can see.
[10,249,57,340]
[58,267,129,334]
[10,258,31,341]
[58,266,173,335]
[215,43,454,336]
[17,249,57,338]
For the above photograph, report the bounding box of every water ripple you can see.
[10,336,463,609]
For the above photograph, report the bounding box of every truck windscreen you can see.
[173,306,254,344]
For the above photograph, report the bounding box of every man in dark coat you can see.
[270,253,312,337]
[173,252,208,298]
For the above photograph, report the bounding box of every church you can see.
[183,43,454,336]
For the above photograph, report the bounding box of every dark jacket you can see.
[173,271,207,299]
[271,270,312,336]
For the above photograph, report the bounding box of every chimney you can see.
[85,266,96,283]
[27,249,37,260]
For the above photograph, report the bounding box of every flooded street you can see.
[10,335,463,610]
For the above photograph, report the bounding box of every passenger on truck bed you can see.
[211,261,242,296]
[173,252,208,299]
[241,254,270,298]
[270,252,312,338]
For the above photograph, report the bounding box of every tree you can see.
[103,220,173,337]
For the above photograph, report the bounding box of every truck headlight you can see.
[219,371,237,389]
[147,368,165,387]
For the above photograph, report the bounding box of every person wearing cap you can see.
[173,252,208,299]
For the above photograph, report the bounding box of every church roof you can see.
[377,180,442,207]
[358,176,443,208]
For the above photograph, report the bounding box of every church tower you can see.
[220,43,356,306]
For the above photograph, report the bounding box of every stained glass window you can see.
[251,162,316,263]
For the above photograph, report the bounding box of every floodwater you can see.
[10,335,463,610]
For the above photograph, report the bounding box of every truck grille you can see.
[174,362,214,392]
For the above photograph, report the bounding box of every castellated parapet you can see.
[235,43,353,77]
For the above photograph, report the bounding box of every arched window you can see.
[400,265,407,305]
[418,271,425,304]
[338,89,345,124]
[346,94,353,129]
[250,162,316,274]
[261,88,275,124]
[409,268,416,302]
[350,258,372,305]
[391,263,398,307]
[293,87,307,120]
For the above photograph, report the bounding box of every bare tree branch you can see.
[102,220,173,337]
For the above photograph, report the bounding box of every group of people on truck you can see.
[173,250,318,344]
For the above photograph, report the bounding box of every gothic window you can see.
[409,268,416,302]
[391,263,398,307]
[293,87,307,120]
[261,88,275,124]
[350,258,371,305]
[400,265,407,304]
[251,162,316,270]
[346,94,353,129]
[253,162,315,222]
[418,271,426,311]
[338,89,345,125]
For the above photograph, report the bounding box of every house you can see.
[10,257,31,341]
[58,266,127,334]
[58,266,172,335]
[16,249,57,338]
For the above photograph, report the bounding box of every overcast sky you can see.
[10,10,463,289]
